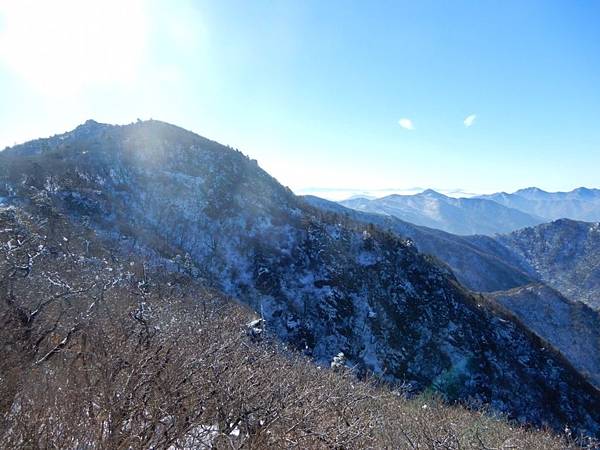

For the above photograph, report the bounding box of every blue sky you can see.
[1,1,599,197]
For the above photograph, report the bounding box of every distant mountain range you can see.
[340,189,544,235]
[479,187,600,222]
[296,187,478,201]
[339,187,600,235]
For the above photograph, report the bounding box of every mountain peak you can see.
[73,118,189,136]
[573,187,598,197]
[420,188,446,198]
[515,187,548,195]
[76,118,106,130]
[69,119,111,138]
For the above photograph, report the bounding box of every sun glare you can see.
[0,0,148,95]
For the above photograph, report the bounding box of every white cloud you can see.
[463,114,477,127]
[398,118,414,130]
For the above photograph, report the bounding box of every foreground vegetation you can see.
[0,205,594,449]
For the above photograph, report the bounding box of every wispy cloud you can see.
[463,114,477,127]
[398,118,414,130]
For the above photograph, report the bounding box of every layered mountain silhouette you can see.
[305,195,536,292]
[479,187,600,222]
[1,120,600,436]
[340,187,600,236]
[340,190,544,235]
[308,196,600,388]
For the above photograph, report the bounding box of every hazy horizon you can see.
[2,118,597,201]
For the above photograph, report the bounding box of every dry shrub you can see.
[0,207,594,449]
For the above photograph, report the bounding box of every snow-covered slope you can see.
[2,120,600,436]
[427,215,600,389]
[490,284,600,389]
[305,195,536,292]
[340,190,543,235]
[306,196,600,389]
[494,219,600,309]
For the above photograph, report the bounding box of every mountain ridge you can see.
[337,185,600,236]
[478,187,600,222]
[339,190,544,235]
[494,218,600,309]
